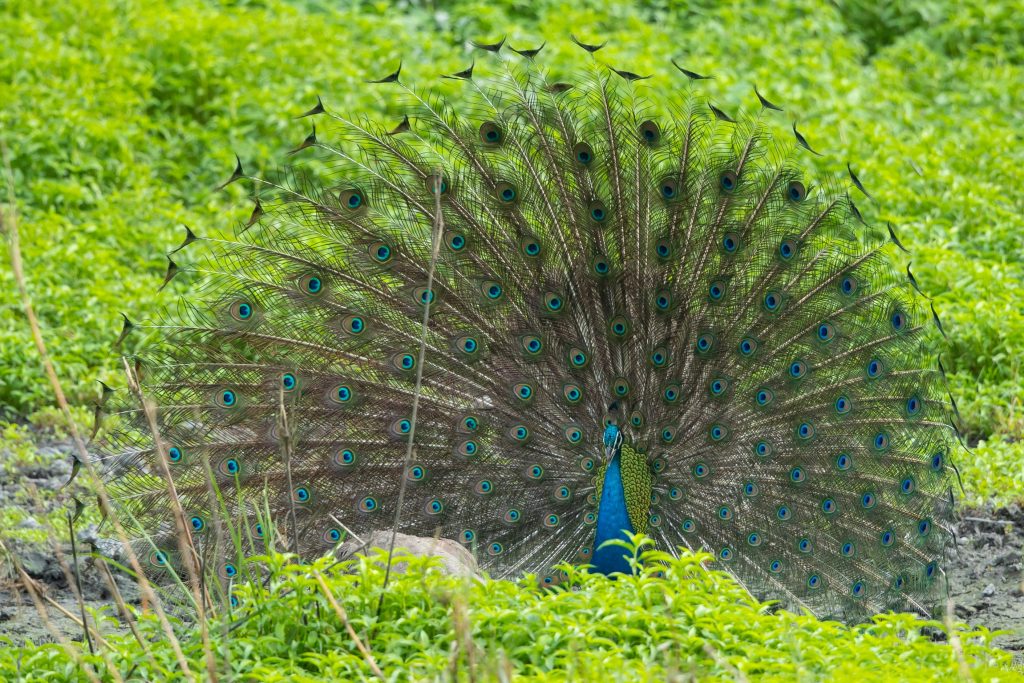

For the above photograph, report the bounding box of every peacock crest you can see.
[101,38,960,622]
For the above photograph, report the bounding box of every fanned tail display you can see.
[101,40,960,622]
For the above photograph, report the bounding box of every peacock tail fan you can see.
[100,40,961,622]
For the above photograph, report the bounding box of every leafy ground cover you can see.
[1,0,1022,505]
[1,546,1020,682]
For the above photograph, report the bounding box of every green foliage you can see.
[0,541,1019,681]
[0,0,1020,508]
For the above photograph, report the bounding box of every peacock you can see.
[99,37,962,622]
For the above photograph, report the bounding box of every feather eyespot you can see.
[495,182,518,204]
[692,462,709,478]
[629,411,644,428]
[659,178,678,200]
[709,378,729,397]
[721,232,740,254]
[461,415,479,433]
[744,482,759,497]
[323,528,342,544]
[454,335,480,357]
[842,541,856,556]
[866,358,883,378]
[562,384,583,404]
[654,238,672,259]
[391,352,416,372]
[720,170,738,192]
[755,441,772,457]
[425,498,444,515]
[900,477,915,494]
[755,388,773,406]
[564,426,583,444]
[338,188,366,211]
[330,385,353,404]
[190,515,205,533]
[738,337,757,357]
[778,237,799,261]
[608,316,631,339]
[333,449,357,467]
[612,377,630,397]
[763,291,783,312]
[229,300,256,322]
[412,286,435,306]
[298,274,324,295]
[789,360,807,379]
[340,314,366,336]
[488,542,504,555]
[573,142,594,166]
[816,322,836,342]
[520,236,542,257]
[655,289,673,311]
[835,395,851,414]
[790,466,806,482]
[217,457,241,477]
[650,347,669,367]
[786,180,806,202]
[507,424,531,443]
[520,334,543,357]
[591,255,611,276]
[479,121,503,146]
[836,453,852,470]
[708,280,727,302]
[293,486,311,503]
[503,508,522,524]
[747,532,762,546]
[406,464,427,482]
[588,200,608,222]
[682,519,696,533]
[481,280,504,301]
[639,120,660,145]
[473,479,493,496]
[513,382,535,402]
[167,446,184,463]
[425,173,449,196]
[839,276,858,296]
[526,464,544,480]
[215,389,238,408]
[660,426,675,443]
[663,383,680,403]
[567,346,589,369]
[891,310,909,332]
[542,291,565,314]
[456,440,479,457]
[580,457,595,472]
[281,373,297,392]
[696,333,716,354]
[906,395,922,416]
[796,422,814,440]
[544,514,560,528]
[444,231,466,251]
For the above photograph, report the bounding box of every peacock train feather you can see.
[100,39,961,622]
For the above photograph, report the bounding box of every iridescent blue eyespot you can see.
[282,373,297,391]
[374,244,391,262]
[544,514,560,528]
[710,379,727,396]
[293,487,310,503]
[220,458,240,476]
[894,574,905,589]
[168,446,183,463]
[867,358,883,378]
[528,465,544,479]
[861,492,876,509]
[543,292,564,313]
[235,303,252,320]
[718,506,733,520]
[777,505,792,520]
[325,528,342,542]
[841,542,855,557]
[789,360,807,378]
[190,516,204,532]
[656,291,672,310]
[790,467,805,483]
[926,561,937,579]
[779,238,798,261]
[485,282,503,299]
[219,390,237,407]
[407,465,425,481]
[682,519,696,532]
[305,276,322,294]
[840,276,857,295]
[148,549,168,566]
[817,323,835,342]
[918,519,931,536]
[663,384,680,403]
[720,171,737,191]
[722,233,739,254]
[222,563,238,578]
[661,426,675,443]
[593,257,610,275]
[822,498,836,514]
[651,349,668,367]
[565,427,582,444]
[906,395,921,416]
[514,383,533,400]
[797,422,814,440]
[655,240,671,258]
[564,385,582,403]
[873,432,890,451]
[590,204,606,222]
[747,532,762,546]
[836,453,852,470]
[770,560,782,573]
[462,416,478,432]
[930,452,944,471]
[488,542,504,556]
[475,480,493,495]
[798,538,811,553]
[709,424,727,441]
[461,529,476,544]
[852,581,866,598]
[881,530,894,546]
[755,441,771,457]
[397,419,411,433]
[504,508,521,523]
[338,449,355,465]
[807,574,820,589]
[719,547,733,560]
[891,310,908,331]
[693,463,709,478]
[739,338,757,356]
[709,281,726,301]
[501,187,516,202]
[744,482,758,497]
[335,386,352,402]
[696,334,715,353]
[448,233,465,251]
[763,291,782,311]
[835,396,851,414]
[427,498,444,514]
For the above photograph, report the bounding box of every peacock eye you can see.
[573,142,594,166]
[639,120,660,145]
[495,182,518,204]
[479,121,503,146]
[339,188,366,211]
[589,200,607,222]
[425,173,449,195]
[786,180,806,202]
[720,170,738,192]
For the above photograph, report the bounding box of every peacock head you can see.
[603,424,623,462]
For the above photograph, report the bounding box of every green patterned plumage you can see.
[101,38,960,622]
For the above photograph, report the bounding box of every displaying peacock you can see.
[100,37,962,622]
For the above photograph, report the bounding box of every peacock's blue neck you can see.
[591,451,635,575]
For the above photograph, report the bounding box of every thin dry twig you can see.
[0,140,196,680]
[313,570,386,680]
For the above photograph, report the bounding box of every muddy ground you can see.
[0,439,1021,662]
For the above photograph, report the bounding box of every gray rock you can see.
[983,583,997,597]
[338,531,479,577]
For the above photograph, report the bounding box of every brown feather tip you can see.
[442,62,475,80]
[671,59,712,80]
[708,103,735,123]
[754,85,783,111]
[214,154,245,191]
[157,256,178,292]
[470,37,505,53]
[386,115,411,136]
[243,197,264,230]
[169,224,198,254]
[366,61,402,84]
[610,66,651,82]
[113,313,134,349]
[511,42,545,59]
[570,34,606,53]
[287,124,317,155]
[793,122,822,156]
[296,95,325,118]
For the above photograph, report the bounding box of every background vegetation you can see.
[1,0,1022,506]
